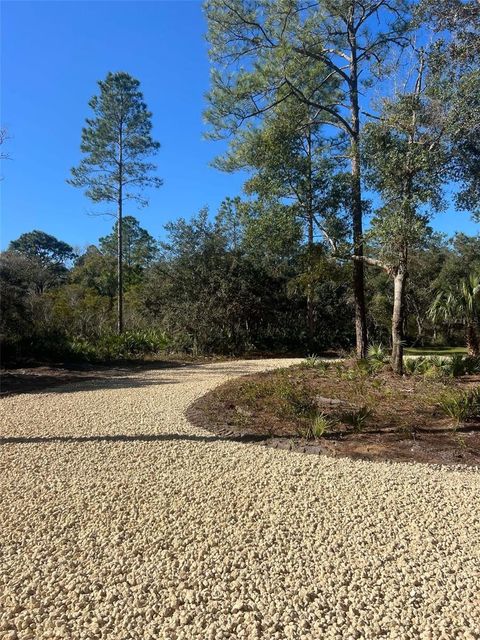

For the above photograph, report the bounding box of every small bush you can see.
[463,356,480,374]
[422,357,446,379]
[341,405,373,431]
[302,355,330,372]
[368,343,388,364]
[3,331,77,363]
[403,356,423,375]
[303,354,321,367]
[278,383,317,418]
[2,328,171,364]
[300,412,335,439]
[446,354,470,377]
[438,388,480,425]
[340,361,369,380]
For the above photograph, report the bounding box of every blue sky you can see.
[1,0,478,251]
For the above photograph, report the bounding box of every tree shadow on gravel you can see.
[0,432,267,445]
[0,359,285,397]
[0,362,190,397]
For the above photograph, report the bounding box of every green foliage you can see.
[69,72,162,206]
[8,231,76,293]
[448,353,472,378]
[216,91,350,254]
[422,0,480,219]
[341,405,373,432]
[301,412,335,439]
[0,252,34,344]
[421,357,446,379]
[9,230,76,266]
[403,357,423,375]
[429,273,480,354]
[438,387,480,425]
[448,70,480,219]
[71,246,117,299]
[419,0,480,66]
[463,356,480,374]
[70,330,170,362]
[404,354,480,378]
[362,68,447,273]
[304,354,320,367]
[2,329,169,365]
[276,381,317,419]
[354,357,384,376]
[205,0,411,143]
[99,216,159,272]
[429,274,480,325]
[144,207,353,355]
[363,89,446,240]
[367,343,388,364]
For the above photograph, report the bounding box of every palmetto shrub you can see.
[438,387,480,425]
[70,330,170,361]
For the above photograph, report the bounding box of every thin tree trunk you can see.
[351,143,368,359]
[348,22,368,359]
[391,269,407,374]
[411,300,424,346]
[117,191,123,334]
[117,116,124,335]
[306,127,315,345]
[390,55,423,373]
[307,212,315,343]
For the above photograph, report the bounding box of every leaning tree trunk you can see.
[391,268,407,374]
[465,322,480,356]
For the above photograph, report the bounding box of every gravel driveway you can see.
[1,359,479,640]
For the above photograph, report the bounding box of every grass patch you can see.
[404,346,467,356]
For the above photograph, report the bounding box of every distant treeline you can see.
[1,210,479,364]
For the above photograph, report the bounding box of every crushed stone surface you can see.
[0,358,479,640]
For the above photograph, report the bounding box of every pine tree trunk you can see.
[349,32,368,359]
[117,195,123,334]
[306,128,315,346]
[391,269,407,374]
[351,139,368,359]
[307,213,315,344]
[117,126,124,335]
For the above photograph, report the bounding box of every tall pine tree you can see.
[69,72,162,333]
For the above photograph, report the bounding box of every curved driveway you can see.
[1,359,479,639]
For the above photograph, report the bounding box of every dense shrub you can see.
[69,330,170,361]
[404,354,480,378]
[1,330,170,365]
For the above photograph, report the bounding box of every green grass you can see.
[404,346,467,356]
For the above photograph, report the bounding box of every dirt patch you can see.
[187,363,480,466]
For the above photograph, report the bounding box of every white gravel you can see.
[0,358,479,640]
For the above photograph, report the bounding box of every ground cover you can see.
[188,358,480,466]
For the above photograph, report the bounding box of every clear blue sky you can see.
[1,0,478,252]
